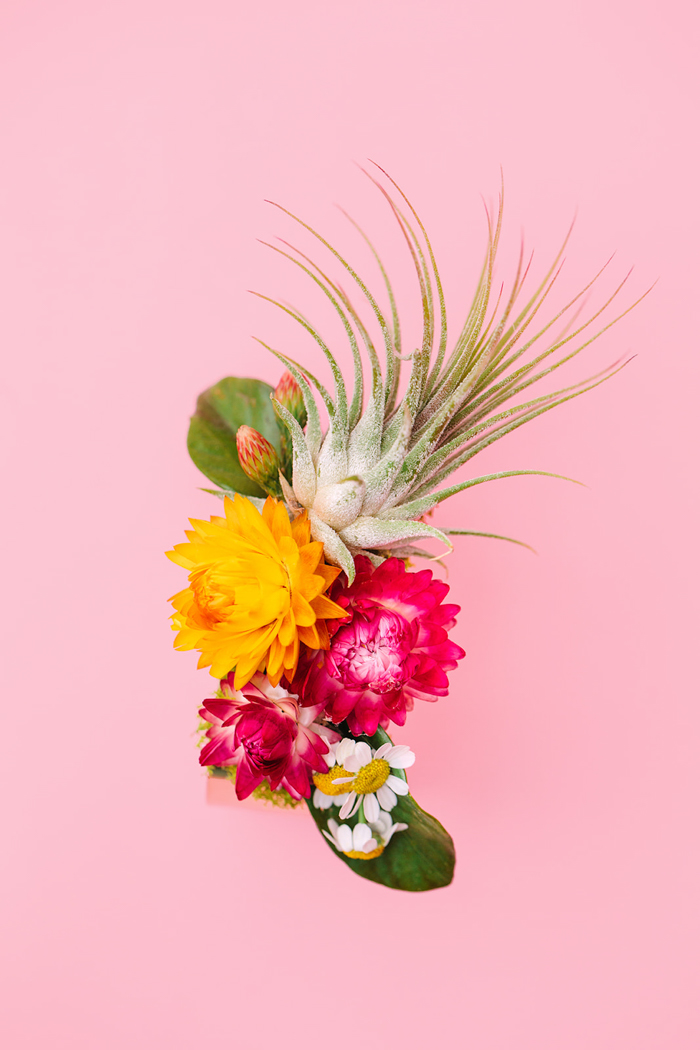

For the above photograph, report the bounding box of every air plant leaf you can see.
[191,171,643,569]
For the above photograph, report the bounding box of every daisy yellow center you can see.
[352,758,391,795]
[313,765,351,796]
[344,846,385,860]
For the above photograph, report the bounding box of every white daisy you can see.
[311,740,352,810]
[368,810,408,848]
[322,814,408,860]
[328,738,415,822]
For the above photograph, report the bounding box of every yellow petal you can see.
[266,635,285,679]
[298,623,320,649]
[311,593,347,619]
[291,511,311,546]
[291,590,316,627]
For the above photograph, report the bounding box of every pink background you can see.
[1,2,698,1047]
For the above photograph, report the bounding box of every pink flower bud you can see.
[236,425,281,497]
[273,370,307,429]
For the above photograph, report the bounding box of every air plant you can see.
[249,165,645,581]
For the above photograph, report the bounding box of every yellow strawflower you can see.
[166,494,345,687]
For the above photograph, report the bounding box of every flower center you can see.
[344,846,384,860]
[191,568,229,629]
[351,758,390,795]
[332,609,413,694]
[313,765,352,796]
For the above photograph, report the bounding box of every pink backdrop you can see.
[2,2,698,1047]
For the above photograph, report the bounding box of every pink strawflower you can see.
[294,557,465,736]
[199,673,337,799]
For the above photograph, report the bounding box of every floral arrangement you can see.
[167,167,640,891]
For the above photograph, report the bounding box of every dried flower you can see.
[166,494,345,686]
[295,556,465,735]
[199,674,338,799]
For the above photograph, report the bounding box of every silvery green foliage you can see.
[257,167,644,582]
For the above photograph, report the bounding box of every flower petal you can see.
[353,824,372,849]
[339,793,357,820]
[336,824,353,852]
[387,745,416,769]
[354,742,373,766]
[376,784,397,811]
[386,774,409,795]
[363,793,380,823]
[334,738,356,767]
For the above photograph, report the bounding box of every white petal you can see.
[355,742,373,766]
[387,745,416,769]
[334,738,356,766]
[339,793,357,820]
[313,788,333,809]
[353,824,372,849]
[390,755,415,770]
[363,793,380,823]
[374,742,392,760]
[386,775,409,795]
[343,756,362,774]
[370,812,392,838]
[332,776,355,785]
[349,795,363,819]
[327,819,339,836]
[376,784,398,811]
[361,838,378,853]
[322,830,338,847]
[383,822,409,846]
[336,824,353,852]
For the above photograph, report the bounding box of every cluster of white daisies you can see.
[314,739,415,857]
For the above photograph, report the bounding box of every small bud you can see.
[236,426,282,497]
[273,371,307,429]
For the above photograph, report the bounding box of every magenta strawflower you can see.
[199,674,337,799]
[294,557,465,735]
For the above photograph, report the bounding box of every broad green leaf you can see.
[305,726,455,892]
[187,377,282,496]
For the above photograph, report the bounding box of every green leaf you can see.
[305,726,455,892]
[187,377,283,496]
